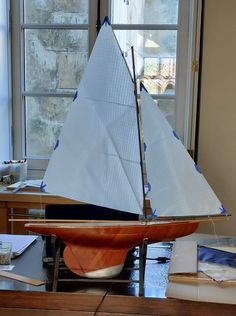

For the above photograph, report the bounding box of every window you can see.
[111,0,178,129]
[11,0,201,178]
[110,0,200,146]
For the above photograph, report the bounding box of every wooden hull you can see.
[25,220,198,278]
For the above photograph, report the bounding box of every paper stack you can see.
[166,236,236,304]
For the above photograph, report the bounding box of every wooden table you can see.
[0,186,79,233]
[1,290,236,316]
[0,237,236,315]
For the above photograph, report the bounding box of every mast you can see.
[96,0,101,34]
[131,47,149,218]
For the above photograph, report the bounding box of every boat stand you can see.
[50,238,149,296]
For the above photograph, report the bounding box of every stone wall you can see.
[24,0,177,157]
[24,0,88,157]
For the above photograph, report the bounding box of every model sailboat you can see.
[25,19,228,278]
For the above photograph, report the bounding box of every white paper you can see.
[0,265,14,271]
[169,240,198,274]
[0,234,38,257]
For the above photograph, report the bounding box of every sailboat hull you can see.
[25,220,199,278]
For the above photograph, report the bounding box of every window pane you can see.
[114,30,177,95]
[112,0,178,24]
[24,0,89,24]
[25,96,71,157]
[142,57,175,95]
[24,29,88,92]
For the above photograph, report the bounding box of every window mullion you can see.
[151,94,176,100]
[22,92,74,98]
[112,24,178,31]
[21,24,89,30]
[89,0,99,54]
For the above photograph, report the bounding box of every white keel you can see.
[84,263,124,279]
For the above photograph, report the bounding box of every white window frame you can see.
[0,0,11,161]
[11,0,201,178]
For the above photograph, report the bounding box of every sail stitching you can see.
[78,94,136,109]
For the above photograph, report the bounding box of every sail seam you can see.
[77,94,136,109]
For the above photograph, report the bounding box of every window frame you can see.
[0,0,11,161]
[11,0,202,178]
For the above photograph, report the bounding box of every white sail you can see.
[140,86,224,217]
[43,22,143,215]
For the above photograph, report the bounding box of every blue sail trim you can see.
[194,164,202,174]
[144,142,147,152]
[172,130,180,140]
[220,205,227,215]
[144,212,158,220]
[140,82,148,92]
[40,181,46,193]
[151,208,158,218]
[54,139,59,150]
[102,16,110,26]
[147,182,151,192]
[73,90,78,101]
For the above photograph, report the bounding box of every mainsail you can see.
[43,22,143,215]
[140,85,225,218]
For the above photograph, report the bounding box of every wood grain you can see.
[0,291,236,316]
[169,272,236,287]
[0,271,45,286]
[0,308,93,316]
[100,295,236,316]
[0,290,103,311]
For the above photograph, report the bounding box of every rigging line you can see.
[91,150,142,165]
[79,95,137,109]
[131,46,147,217]
[210,217,220,245]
